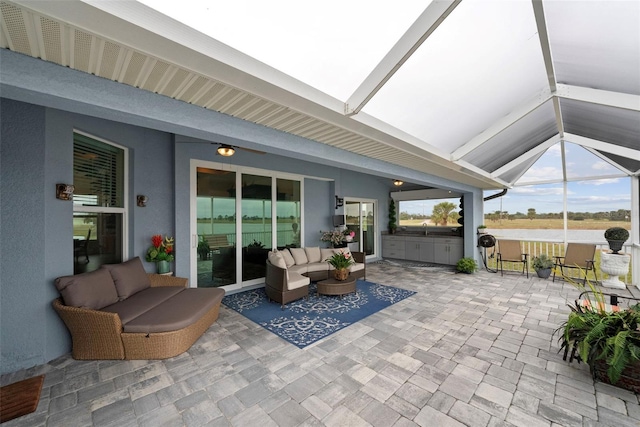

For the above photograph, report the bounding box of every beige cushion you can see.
[289,248,309,265]
[306,262,329,273]
[55,268,118,310]
[102,257,151,300]
[320,248,335,262]
[268,251,287,270]
[280,249,295,267]
[349,263,365,272]
[304,247,322,263]
[287,273,310,291]
[289,264,308,275]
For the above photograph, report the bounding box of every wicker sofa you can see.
[265,247,365,308]
[53,257,224,360]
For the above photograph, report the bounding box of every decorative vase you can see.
[606,240,625,254]
[600,251,630,289]
[156,260,170,274]
[334,268,348,281]
[536,268,551,279]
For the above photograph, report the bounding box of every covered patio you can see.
[3,264,639,426]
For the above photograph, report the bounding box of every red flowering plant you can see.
[146,234,175,262]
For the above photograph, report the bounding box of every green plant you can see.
[325,250,355,269]
[388,199,397,233]
[532,254,553,270]
[477,225,487,229]
[604,227,629,242]
[197,238,210,252]
[248,240,265,249]
[605,227,630,254]
[556,272,640,385]
[146,234,175,262]
[456,257,477,274]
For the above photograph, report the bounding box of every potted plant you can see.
[325,249,355,281]
[604,227,629,254]
[556,283,640,393]
[532,254,554,279]
[197,237,210,260]
[477,225,487,234]
[388,199,397,234]
[146,234,175,274]
[456,257,477,274]
[601,227,631,289]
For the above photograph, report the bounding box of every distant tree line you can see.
[484,209,631,222]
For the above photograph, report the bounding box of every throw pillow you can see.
[289,248,309,265]
[268,251,287,270]
[102,257,151,300]
[304,246,322,263]
[55,268,119,310]
[280,249,295,267]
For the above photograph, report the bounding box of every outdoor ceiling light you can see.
[393,180,404,186]
[217,144,235,157]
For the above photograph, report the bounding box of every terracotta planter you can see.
[594,360,640,394]
[334,268,349,281]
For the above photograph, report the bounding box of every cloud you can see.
[510,186,564,196]
[519,166,562,180]
[592,161,612,170]
[577,178,621,186]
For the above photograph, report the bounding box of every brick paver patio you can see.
[2,262,639,426]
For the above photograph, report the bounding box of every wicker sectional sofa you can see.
[53,257,224,360]
[265,247,365,308]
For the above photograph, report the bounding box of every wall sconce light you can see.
[335,195,344,210]
[393,180,404,186]
[56,183,74,200]
[217,144,235,157]
[137,195,148,207]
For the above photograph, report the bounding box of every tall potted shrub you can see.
[388,199,397,234]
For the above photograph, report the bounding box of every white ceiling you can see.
[1,0,638,190]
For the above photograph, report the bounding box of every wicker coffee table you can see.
[317,275,357,297]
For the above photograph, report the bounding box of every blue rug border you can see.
[222,280,416,348]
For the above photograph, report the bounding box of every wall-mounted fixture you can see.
[335,195,344,210]
[56,183,74,200]
[137,195,148,207]
[217,144,235,157]
[393,180,404,186]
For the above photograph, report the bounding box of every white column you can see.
[631,176,639,290]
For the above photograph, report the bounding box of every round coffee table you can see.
[317,275,357,297]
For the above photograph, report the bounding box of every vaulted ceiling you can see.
[1,0,638,190]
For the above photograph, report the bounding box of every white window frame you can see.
[72,130,129,261]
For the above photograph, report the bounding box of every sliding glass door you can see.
[192,162,302,290]
[345,199,377,257]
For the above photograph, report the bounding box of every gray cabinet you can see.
[382,235,461,265]
[382,235,405,259]
[405,237,434,262]
[433,239,463,265]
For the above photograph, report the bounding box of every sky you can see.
[140,1,632,217]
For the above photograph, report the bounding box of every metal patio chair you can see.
[497,239,528,278]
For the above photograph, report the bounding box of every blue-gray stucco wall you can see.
[1,98,396,374]
[1,98,176,374]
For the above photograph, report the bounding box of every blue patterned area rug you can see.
[222,280,416,348]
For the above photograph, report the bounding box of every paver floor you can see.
[2,263,639,426]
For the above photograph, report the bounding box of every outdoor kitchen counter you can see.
[382,234,463,265]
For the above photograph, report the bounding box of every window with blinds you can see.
[73,133,124,207]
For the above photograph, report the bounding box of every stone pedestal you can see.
[600,251,630,289]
